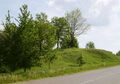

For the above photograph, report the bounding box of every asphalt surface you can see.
[17,66,120,84]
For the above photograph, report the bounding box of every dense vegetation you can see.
[0,4,120,84]
[0,48,120,84]
[0,4,89,73]
[86,41,95,49]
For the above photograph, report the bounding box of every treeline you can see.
[0,4,89,72]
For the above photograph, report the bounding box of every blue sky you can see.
[0,0,120,53]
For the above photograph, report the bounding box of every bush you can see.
[0,66,10,73]
[76,53,85,66]
[86,41,95,49]
[45,51,57,69]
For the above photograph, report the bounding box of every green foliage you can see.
[51,17,69,49]
[45,51,57,69]
[60,35,71,49]
[86,41,95,49]
[116,51,120,56]
[14,4,35,71]
[65,8,89,48]
[0,48,120,84]
[0,10,18,71]
[36,12,48,23]
[51,17,79,49]
[0,66,10,73]
[60,36,78,48]
[0,4,120,84]
[76,54,85,66]
[0,5,56,72]
[69,36,78,48]
[35,14,56,55]
[1,6,91,73]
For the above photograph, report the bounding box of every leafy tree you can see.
[36,12,48,23]
[51,17,69,49]
[66,8,89,48]
[0,5,57,72]
[0,5,91,73]
[0,31,7,72]
[16,4,41,71]
[86,41,95,49]
[60,35,78,49]
[0,11,18,71]
[35,13,56,56]
[60,35,70,49]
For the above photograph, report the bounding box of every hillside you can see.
[53,48,120,70]
[1,48,120,84]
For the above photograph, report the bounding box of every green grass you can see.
[1,48,120,84]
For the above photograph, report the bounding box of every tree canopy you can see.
[0,4,90,72]
[86,41,95,49]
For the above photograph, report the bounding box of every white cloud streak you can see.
[88,0,112,18]
[79,0,120,53]
[48,0,56,6]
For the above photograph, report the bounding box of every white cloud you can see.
[47,0,64,17]
[79,0,120,53]
[111,1,120,14]
[96,0,112,6]
[64,0,76,2]
[48,0,56,6]
[88,0,112,18]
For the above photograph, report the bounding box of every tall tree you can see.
[51,17,69,49]
[0,10,17,71]
[66,8,89,48]
[0,5,57,72]
[17,4,41,71]
[36,12,48,23]
[35,13,56,56]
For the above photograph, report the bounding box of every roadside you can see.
[15,65,120,84]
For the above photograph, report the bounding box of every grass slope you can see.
[1,48,120,84]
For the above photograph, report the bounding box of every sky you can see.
[0,0,120,53]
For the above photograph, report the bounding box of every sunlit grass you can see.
[1,48,120,84]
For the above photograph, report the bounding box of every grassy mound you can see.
[0,48,120,84]
[53,48,120,70]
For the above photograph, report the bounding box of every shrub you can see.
[76,53,85,66]
[0,65,10,73]
[86,41,95,49]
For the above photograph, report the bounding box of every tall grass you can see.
[0,48,120,84]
